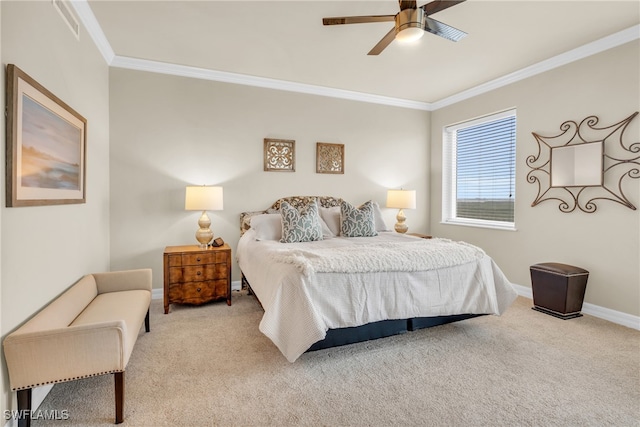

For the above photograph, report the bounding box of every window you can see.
[442,109,516,230]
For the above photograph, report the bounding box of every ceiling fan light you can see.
[396,27,424,43]
[394,7,425,44]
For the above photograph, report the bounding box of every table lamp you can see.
[386,189,416,233]
[185,186,223,247]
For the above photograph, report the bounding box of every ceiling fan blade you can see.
[421,0,466,16]
[367,28,396,56]
[399,0,417,11]
[423,16,467,42]
[323,15,395,26]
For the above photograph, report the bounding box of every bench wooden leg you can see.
[17,388,31,427]
[115,372,124,424]
[145,308,150,333]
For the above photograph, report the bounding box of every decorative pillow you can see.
[250,214,282,241]
[340,200,378,237]
[319,206,341,236]
[372,201,390,232]
[280,200,324,243]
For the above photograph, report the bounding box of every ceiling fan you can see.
[323,0,467,55]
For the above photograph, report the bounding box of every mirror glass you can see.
[551,142,603,187]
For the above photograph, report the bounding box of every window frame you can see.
[442,108,517,231]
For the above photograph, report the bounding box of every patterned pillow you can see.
[280,200,324,243]
[340,200,378,237]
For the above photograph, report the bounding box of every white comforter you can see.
[237,230,517,362]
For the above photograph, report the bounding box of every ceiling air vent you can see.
[52,0,80,40]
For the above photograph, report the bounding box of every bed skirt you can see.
[307,314,482,351]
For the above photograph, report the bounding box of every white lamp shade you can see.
[386,189,416,209]
[185,186,223,211]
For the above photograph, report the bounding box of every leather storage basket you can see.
[530,262,589,319]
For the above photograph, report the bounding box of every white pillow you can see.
[250,214,282,241]
[319,217,335,239]
[372,201,390,232]
[319,206,341,236]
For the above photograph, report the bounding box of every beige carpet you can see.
[36,291,639,426]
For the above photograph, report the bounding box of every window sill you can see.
[441,218,517,231]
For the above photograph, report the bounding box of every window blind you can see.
[455,114,516,222]
[442,109,516,229]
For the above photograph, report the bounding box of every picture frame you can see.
[6,64,87,207]
[264,138,295,172]
[316,142,344,174]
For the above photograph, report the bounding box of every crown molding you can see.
[431,24,640,110]
[72,0,638,112]
[109,56,432,111]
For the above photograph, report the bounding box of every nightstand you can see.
[163,244,231,314]
[407,233,433,239]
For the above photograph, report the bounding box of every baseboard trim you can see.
[511,284,640,330]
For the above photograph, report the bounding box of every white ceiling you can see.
[83,0,639,108]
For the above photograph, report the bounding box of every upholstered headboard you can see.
[239,196,342,235]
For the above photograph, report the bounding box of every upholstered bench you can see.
[3,269,152,427]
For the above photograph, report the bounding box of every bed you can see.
[237,196,518,362]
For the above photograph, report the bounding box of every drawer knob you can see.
[197,288,201,292]
[196,257,201,262]
[197,271,202,276]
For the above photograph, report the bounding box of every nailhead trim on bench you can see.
[11,369,124,391]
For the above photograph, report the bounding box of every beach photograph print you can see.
[21,95,82,190]
[6,64,86,206]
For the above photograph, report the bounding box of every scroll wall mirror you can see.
[527,112,639,213]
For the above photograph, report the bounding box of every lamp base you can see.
[195,211,213,248]
[394,209,408,234]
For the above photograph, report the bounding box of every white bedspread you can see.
[237,230,518,362]
[270,237,486,274]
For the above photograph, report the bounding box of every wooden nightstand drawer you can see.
[169,252,227,267]
[163,244,232,314]
[168,280,227,305]
[168,264,227,283]
[182,252,216,266]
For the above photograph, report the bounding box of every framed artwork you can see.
[264,138,295,172]
[6,64,87,207]
[316,142,344,174]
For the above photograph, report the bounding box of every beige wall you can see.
[108,68,430,288]
[0,0,110,414]
[430,41,640,317]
